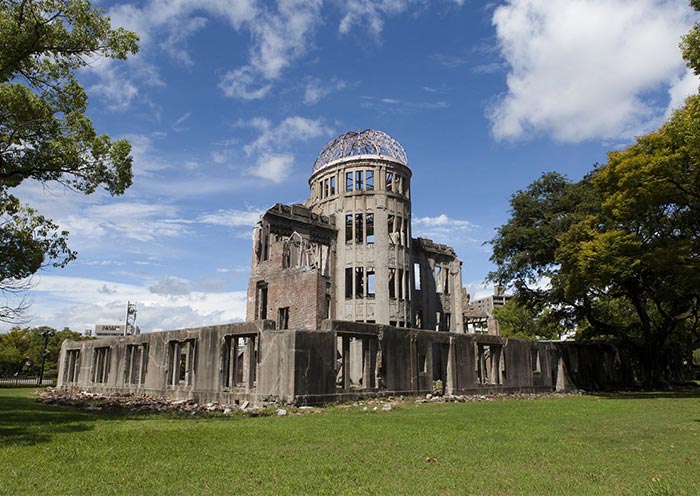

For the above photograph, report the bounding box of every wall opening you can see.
[278,307,290,330]
[355,267,364,298]
[366,213,374,244]
[125,343,148,385]
[64,349,81,384]
[345,267,353,299]
[255,282,268,320]
[91,347,111,384]
[354,214,364,244]
[414,263,421,290]
[345,214,353,244]
[367,270,375,298]
[336,334,378,391]
[168,339,196,386]
[223,335,257,389]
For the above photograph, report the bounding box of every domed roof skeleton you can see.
[312,129,408,173]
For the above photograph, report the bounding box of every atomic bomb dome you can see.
[312,129,408,173]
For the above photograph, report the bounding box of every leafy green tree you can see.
[492,300,563,340]
[681,0,700,77]
[0,0,139,321]
[0,326,88,376]
[489,96,700,386]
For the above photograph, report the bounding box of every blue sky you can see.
[6,0,699,333]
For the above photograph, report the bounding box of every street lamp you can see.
[38,329,55,385]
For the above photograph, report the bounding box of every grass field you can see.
[1,389,699,495]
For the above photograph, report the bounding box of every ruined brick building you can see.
[247,129,465,333]
[57,130,683,405]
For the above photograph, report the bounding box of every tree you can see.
[492,299,563,340]
[0,325,88,376]
[0,0,139,321]
[489,96,700,386]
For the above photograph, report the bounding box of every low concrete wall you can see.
[58,320,683,405]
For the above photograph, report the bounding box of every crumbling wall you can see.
[412,238,464,332]
[246,204,335,330]
[58,320,684,406]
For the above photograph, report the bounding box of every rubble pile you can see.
[36,388,271,415]
[37,387,583,416]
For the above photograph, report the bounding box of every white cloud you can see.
[219,65,272,100]
[220,0,323,100]
[198,208,264,227]
[16,275,247,333]
[413,214,479,246]
[665,67,700,118]
[243,116,333,156]
[149,276,192,296]
[338,0,413,38]
[248,153,295,182]
[489,0,698,142]
[238,116,334,182]
[303,77,348,105]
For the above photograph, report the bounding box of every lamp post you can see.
[38,329,55,385]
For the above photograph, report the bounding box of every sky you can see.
[5,0,699,333]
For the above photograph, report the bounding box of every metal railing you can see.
[0,374,57,386]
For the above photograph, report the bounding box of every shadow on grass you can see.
[0,390,155,448]
[0,391,102,447]
[593,390,700,400]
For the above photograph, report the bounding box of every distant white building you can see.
[470,285,512,315]
[94,324,141,337]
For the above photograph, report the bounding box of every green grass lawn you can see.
[1,389,699,495]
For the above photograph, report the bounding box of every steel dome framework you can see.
[312,129,408,173]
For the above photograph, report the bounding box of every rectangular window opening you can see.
[355,213,364,244]
[367,271,375,298]
[386,171,393,192]
[330,176,336,195]
[531,348,541,373]
[414,263,421,290]
[389,268,396,299]
[434,266,443,294]
[278,307,289,330]
[346,172,353,192]
[355,170,364,190]
[345,214,353,244]
[256,282,268,320]
[366,170,374,190]
[65,349,81,383]
[398,269,404,300]
[355,267,364,298]
[345,267,353,299]
[92,347,111,384]
[366,213,374,244]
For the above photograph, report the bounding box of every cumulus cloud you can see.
[91,0,319,107]
[198,208,264,227]
[219,0,323,100]
[489,0,699,142]
[338,0,413,38]
[149,276,192,296]
[16,275,248,333]
[413,214,479,246]
[66,202,188,243]
[239,116,334,182]
[218,66,272,100]
[303,77,348,105]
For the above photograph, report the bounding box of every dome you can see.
[312,129,408,173]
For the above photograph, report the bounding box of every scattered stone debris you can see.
[36,387,584,417]
[36,388,318,417]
